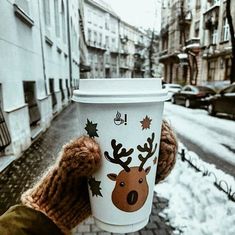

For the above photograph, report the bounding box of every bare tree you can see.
[226,0,235,83]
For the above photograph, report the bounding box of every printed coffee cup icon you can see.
[114,111,125,125]
[72,78,168,233]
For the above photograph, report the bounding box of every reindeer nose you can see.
[127,190,138,205]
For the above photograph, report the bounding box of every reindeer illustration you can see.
[104,133,157,212]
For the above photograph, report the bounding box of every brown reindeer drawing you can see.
[104,133,157,212]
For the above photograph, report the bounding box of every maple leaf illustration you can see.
[85,119,99,138]
[88,177,103,197]
[140,115,152,130]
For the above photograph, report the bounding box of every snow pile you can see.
[155,143,235,235]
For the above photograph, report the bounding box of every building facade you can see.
[83,0,159,79]
[159,0,235,86]
[201,0,234,85]
[0,0,80,159]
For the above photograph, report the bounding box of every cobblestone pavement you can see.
[0,103,174,235]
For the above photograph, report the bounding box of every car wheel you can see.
[171,97,175,104]
[185,99,190,108]
[208,104,216,116]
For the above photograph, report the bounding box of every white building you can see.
[84,0,156,79]
[0,0,80,162]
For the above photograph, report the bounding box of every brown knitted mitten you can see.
[155,120,178,184]
[21,136,101,234]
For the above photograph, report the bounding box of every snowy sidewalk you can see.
[156,143,235,235]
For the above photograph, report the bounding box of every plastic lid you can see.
[72,78,168,104]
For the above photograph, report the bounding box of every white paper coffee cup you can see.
[72,78,168,233]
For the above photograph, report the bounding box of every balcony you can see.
[160,24,169,36]
[185,38,200,52]
[203,3,219,30]
[110,48,119,55]
[87,40,106,51]
[135,40,145,48]
[120,35,128,44]
[159,49,168,57]
[134,61,142,71]
[178,11,192,26]
[120,63,129,70]
[119,48,129,55]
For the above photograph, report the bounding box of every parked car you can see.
[171,85,216,108]
[207,83,235,118]
[162,83,182,100]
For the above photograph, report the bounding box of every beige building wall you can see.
[159,0,234,86]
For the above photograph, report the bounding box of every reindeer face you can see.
[108,166,151,212]
[105,133,157,213]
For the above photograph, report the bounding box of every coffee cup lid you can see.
[72,78,168,104]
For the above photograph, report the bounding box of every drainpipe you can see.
[37,0,48,96]
[66,0,73,89]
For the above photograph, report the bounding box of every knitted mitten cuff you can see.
[21,136,101,234]
[155,120,178,184]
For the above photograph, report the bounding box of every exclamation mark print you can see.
[124,114,127,125]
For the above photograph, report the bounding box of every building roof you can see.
[85,0,120,19]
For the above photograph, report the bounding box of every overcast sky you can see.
[101,0,162,32]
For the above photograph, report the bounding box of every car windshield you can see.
[169,85,181,89]
[197,86,215,93]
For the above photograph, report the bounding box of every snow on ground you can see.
[163,102,235,165]
[155,143,235,235]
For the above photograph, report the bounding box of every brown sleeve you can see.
[0,204,63,235]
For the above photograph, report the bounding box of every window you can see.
[211,29,217,44]
[88,29,92,42]
[105,15,110,30]
[221,17,229,42]
[43,0,51,26]
[49,78,57,108]
[99,33,102,46]
[208,60,217,81]
[105,36,109,48]
[112,38,115,48]
[23,81,41,126]
[94,31,97,44]
[15,0,31,15]
[194,21,200,38]
[195,0,201,10]
[87,10,92,23]
[61,0,66,43]
[54,0,60,37]
[224,58,231,80]
[59,79,65,101]
[211,0,220,6]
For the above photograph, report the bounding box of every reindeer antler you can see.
[104,139,134,172]
[137,133,157,171]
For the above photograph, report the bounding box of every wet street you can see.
[0,103,174,235]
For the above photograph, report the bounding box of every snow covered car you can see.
[162,83,182,100]
[207,83,235,118]
[171,85,216,108]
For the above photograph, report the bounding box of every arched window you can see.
[42,0,50,26]
[54,0,60,37]
[61,0,66,43]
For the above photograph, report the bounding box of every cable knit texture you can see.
[21,121,177,234]
[155,120,178,184]
[21,136,101,234]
